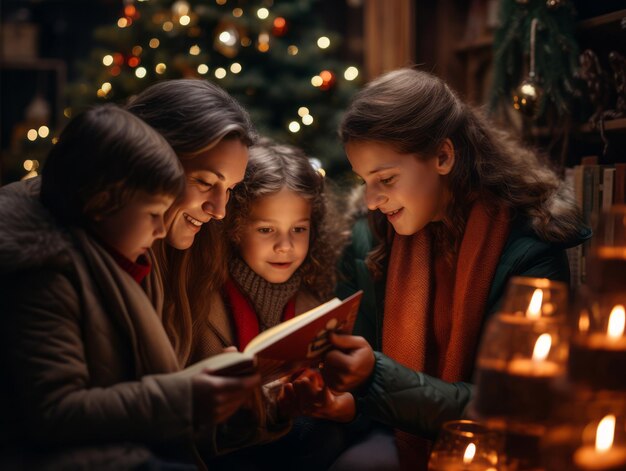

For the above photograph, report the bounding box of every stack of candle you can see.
[470,277,570,470]
[540,206,626,470]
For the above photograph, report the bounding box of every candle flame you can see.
[596,415,616,453]
[526,289,543,319]
[578,310,590,333]
[532,333,552,362]
[607,305,625,339]
[463,442,476,464]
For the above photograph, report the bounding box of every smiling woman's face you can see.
[346,140,449,236]
[164,138,249,250]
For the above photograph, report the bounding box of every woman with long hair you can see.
[294,68,590,470]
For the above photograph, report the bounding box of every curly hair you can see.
[226,139,348,300]
[340,68,583,280]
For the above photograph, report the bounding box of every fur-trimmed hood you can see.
[0,177,73,276]
[526,180,590,247]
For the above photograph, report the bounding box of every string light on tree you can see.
[163,21,174,32]
[230,62,242,74]
[258,32,270,52]
[288,121,301,133]
[344,66,359,81]
[257,8,269,19]
[102,55,114,66]
[155,63,167,74]
[149,38,160,48]
[546,0,563,9]
[215,24,240,58]
[135,67,147,78]
[214,67,227,79]
[288,45,298,55]
[302,114,314,125]
[27,129,38,141]
[298,107,309,117]
[38,126,50,138]
[189,44,201,55]
[172,0,190,17]
[132,45,142,56]
[197,64,209,74]
[233,8,243,18]
[317,36,330,49]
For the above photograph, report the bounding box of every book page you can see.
[244,297,343,355]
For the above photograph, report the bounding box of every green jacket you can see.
[336,214,590,439]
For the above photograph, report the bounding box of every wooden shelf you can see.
[454,34,494,53]
[530,118,626,138]
[577,118,626,134]
[577,9,626,31]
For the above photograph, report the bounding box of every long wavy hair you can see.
[226,139,348,300]
[126,79,257,364]
[339,68,583,279]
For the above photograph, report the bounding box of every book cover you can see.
[204,291,363,383]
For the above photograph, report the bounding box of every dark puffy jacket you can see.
[336,213,591,439]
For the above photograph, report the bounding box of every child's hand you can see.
[222,345,238,353]
[322,333,375,392]
[191,369,260,425]
[282,369,356,422]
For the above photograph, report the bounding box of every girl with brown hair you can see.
[293,68,590,470]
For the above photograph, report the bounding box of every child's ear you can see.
[84,191,112,221]
[435,138,455,176]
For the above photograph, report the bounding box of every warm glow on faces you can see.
[238,189,312,284]
[92,191,174,261]
[165,139,249,250]
[346,140,450,236]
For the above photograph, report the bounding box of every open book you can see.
[204,291,363,383]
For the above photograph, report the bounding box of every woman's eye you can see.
[380,176,395,185]
[293,227,308,233]
[257,227,273,234]
[194,179,213,191]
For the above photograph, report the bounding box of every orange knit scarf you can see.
[382,199,511,470]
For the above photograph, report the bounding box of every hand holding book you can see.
[202,291,364,384]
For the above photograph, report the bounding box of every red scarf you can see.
[223,279,296,351]
[382,199,511,470]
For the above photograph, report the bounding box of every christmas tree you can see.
[68,0,360,173]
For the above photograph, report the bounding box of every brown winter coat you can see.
[0,179,213,467]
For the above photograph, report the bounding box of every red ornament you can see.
[127,56,140,68]
[113,53,125,66]
[319,70,335,90]
[272,17,288,36]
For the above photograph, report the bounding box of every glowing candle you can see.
[573,415,626,470]
[569,305,626,390]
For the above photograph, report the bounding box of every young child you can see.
[184,139,349,466]
[0,104,259,469]
[190,138,347,359]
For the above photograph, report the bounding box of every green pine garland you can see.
[490,0,579,119]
